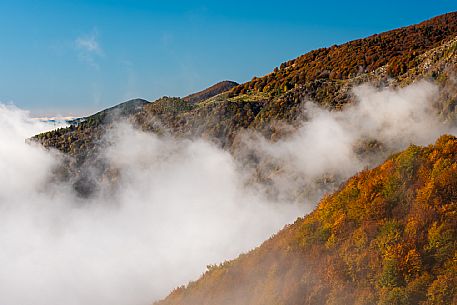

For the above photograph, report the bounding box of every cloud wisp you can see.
[75,30,103,69]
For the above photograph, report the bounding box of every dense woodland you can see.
[157,135,457,305]
[229,13,457,97]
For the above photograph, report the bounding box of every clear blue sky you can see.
[0,0,456,116]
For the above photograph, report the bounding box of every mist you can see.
[0,104,300,305]
[0,80,454,305]
[238,81,451,205]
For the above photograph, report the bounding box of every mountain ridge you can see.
[183,80,239,104]
[33,12,457,156]
[68,98,150,126]
[229,12,457,98]
[28,13,457,304]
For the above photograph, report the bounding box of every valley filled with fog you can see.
[0,80,454,305]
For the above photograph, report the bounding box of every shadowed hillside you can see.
[34,98,150,154]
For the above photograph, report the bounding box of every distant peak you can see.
[120,98,150,104]
[183,80,239,104]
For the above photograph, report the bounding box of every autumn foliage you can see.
[230,12,457,97]
[157,135,457,305]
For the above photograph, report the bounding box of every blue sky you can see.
[0,0,456,116]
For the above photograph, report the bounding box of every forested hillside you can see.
[230,12,457,97]
[157,135,457,305]
[28,12,457,305]
[31,13,457,200]
[34,13,457,157]
[183,80,238,104]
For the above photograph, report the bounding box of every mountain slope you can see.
[34,98,150,155]
[156,135,457,305]
[134,12,457,146]
[230,12,457,98]
[68,98,150,126]
[28,12,457,303]
[183,80,238,104]
[34,13,457,155]
[31,12,457,199]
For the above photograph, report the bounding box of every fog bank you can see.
[0,80,454,305]
[0,105,300,305]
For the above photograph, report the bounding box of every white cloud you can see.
[0,80,453,305]
[76,32,102,54]
[75,30,103,68]
[0,106,300,305]
[236,80,452,205]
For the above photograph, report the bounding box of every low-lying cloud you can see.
[238,81,452,205]
[0,80,454,305]
[0,105,300,305]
